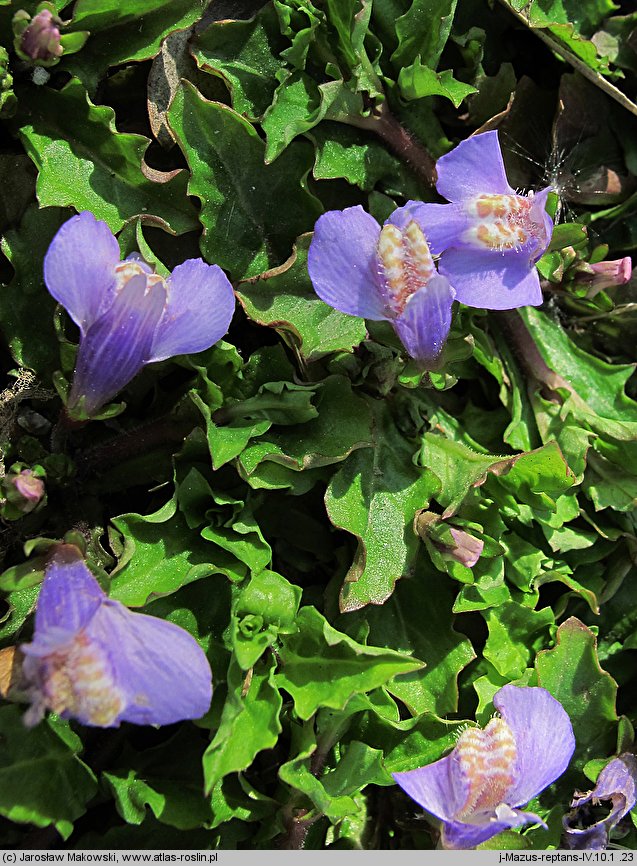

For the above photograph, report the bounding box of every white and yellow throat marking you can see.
[377,221,434,315]
[454,717,518,821]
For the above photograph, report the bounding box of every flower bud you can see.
[14,8,63,64]
[576,257,632,297]
[414,511,484,568]
[2,468,45,516]
[446,527,484,568]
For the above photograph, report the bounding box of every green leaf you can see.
[192,5,287,120]
[0,706,96,835]
[536,617,618,772]
[200,502,272,577]
[0,584,40,645]
[104,728,211,829]
[239,375,372,478]
[584,444,637,511]
[17,79,198,235]
[63,0,207,93]
[203,656,282,793]
[167,82,322,280]
[232,570,301,671]
[0,204,68,376]
[595,12,637,72]
[548,23,612,74]
[262,72,363,162]
[419,432,505,516]
[321,739,392,793]
[453,567,510,613]
[221,381,319,426]
[520,307,637,440]
[524,0,617,34]
[186,344,271,471]
[208,775,276,831]
[347,572,475,715]
[348,708,463,774]
[279,723,390,822]
[109,498,242,607]
[326,402,439,612]
[275,606,423,719]
[237,235,367,363]
[392,0,458,69]
[274,0,325,71]
[420,434,575,520]
[546,222,589,252]
[483,602,554,680]
[399,60,477,106]
[309,122,419,196]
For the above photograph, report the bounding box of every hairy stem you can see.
[279,712,353,850]
[349,102,437,187]
[76,417,194,476]
[497,309,573,400]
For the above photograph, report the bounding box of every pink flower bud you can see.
[21,10,62,62]
[448,528,484,568]
[414,511,484,568]
[577,257,632,296]
[6,470,45,513]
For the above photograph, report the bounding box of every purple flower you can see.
[20,545,212,728]
[307,205,455,365]
[563,754,637,850]
[44,212,236,419]
[393,685,575,849]
[402,131,553,310]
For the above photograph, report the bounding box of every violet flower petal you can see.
[87,600,213,726]
[435,130,514,202]
[21,550,213,728]
[68,274,166,415]
[438,246,543,309]
[30,548,103,643]
[564,753,637,850]
[43,211,120,334]
[149,259,236,363]
[392,274,455,363]
[495,685,576,808]
[566,825,609,851]
[443,807,544,850]
[530,187,555,259]
[391,201,468,257]
[393,753,467,823]
[308,206,388,320]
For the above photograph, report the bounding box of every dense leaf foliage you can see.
[0,0,636,851]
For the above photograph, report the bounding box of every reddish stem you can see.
[350,103,437,187]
